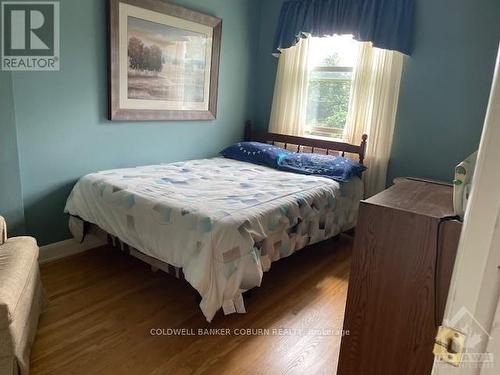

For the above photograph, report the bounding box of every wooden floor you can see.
[31,235,352,375]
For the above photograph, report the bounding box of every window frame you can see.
[305,59,355,140]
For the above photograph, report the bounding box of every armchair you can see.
[0,216,44,375]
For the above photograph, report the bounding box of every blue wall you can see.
[0,72,25,235]
[254,0,284,130]
[388,0,500,182]
[1,0,259,245]
[253,0,500,183]
[2,0,500,245]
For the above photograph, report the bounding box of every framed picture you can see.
[109,0,222,121]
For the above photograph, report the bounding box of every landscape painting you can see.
[109,0,222,121]
[127,17,208,103]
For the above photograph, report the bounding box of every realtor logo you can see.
[1,1,59,70]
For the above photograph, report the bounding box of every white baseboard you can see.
[39,230,107,264]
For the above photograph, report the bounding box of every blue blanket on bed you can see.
[276,153,366,183]
[221,142,366,183]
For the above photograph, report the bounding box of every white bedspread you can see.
[65,157,363,321]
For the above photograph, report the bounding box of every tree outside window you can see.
[305,36,359,139]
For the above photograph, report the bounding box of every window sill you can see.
[304,131,346,142]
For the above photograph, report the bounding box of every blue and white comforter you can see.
[65,157,363,321]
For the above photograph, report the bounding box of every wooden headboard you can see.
[244,121,368,165]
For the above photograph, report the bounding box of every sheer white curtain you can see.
[269,37,310,136]
[345,43,404,197]
[269,37,403,197]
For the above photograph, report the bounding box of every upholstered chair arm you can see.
[0,216,6,246]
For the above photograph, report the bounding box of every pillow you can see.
[220,142,291,168]
[276,153,366,182]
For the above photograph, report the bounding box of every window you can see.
[305,35,359,139]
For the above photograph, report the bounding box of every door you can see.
[432,43,500,374]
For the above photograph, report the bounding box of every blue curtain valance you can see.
[273,0,415,56]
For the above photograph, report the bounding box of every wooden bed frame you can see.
[94,121,367,294]
[244,120,368,165]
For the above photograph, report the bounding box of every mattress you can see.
[65,157,363,321]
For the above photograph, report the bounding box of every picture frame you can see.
[109,0,222,121]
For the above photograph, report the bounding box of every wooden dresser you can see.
[337,179,462,375]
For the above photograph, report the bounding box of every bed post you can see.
[244,120,253,141]
[359,134,368,164]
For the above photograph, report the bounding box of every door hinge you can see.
[433,326,466,367]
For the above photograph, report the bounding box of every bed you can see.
[64,122,367,322]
